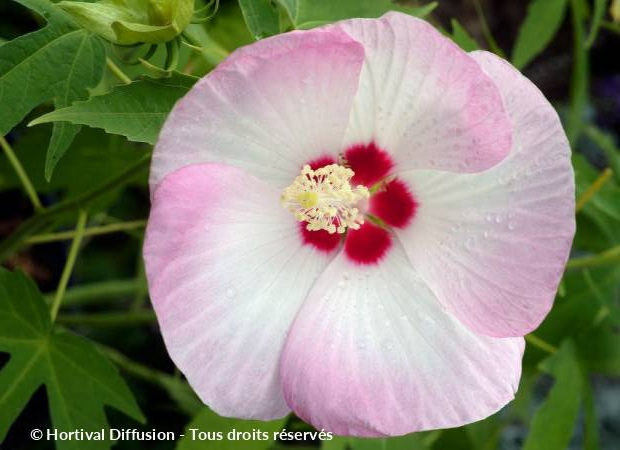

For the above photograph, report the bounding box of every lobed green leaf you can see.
[30,72,198,144]
[0,0,106,180]
[0,268,144,448]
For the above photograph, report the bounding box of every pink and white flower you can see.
[144,12,575,436]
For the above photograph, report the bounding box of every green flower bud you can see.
[58,0,194,45]
[148,0,173,25]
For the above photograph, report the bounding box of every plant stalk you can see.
[50,210,88,322]
[1,135,43,211]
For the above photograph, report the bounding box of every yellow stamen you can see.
[281,164,369,234]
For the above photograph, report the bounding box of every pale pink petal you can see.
[150,29,364,192]
[336,12,512,173]
[280,244,524,436]
[144,164,333,419]
[397,51,575,337]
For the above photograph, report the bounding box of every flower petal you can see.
[150,29,364,191]
[337,12,512,173]
[397,51,575,337]
[144,164,333,419]
[280,244,523,436]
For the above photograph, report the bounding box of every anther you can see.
[281,164,369,234]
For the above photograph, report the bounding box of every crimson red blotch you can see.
[345,142,394,187]
[370,179,417,228]
[344,221,392,265]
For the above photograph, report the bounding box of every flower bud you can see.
[58,0,194,45]
[612,0,620,23]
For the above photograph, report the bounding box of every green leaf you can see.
[465,415,502,450]
[427,428,471,450]
[0,268,144,448]
[450,19,479,51]
[238,0,281,39]
[508,368,540,422]
[322,437,349,450]
[523,340,581,450]
[573,153,620,247]
[581,371,600,450]
[577,321,620,375]
[206,0,254,52]
[275,0,437,28]
[0,0,106,180]
[512,0,568,69]
[30,72,198,144]
[0,127,147,199]
[176,407,287,450]
[325,432,438,450]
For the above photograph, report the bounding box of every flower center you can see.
[281,164,370,234]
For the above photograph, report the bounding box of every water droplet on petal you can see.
[225,287,237,299]
[464,238,474,250]
[424,315,436,325]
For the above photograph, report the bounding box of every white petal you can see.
[397,51,575,337]
[144,164,332,418]
[280,243,523,436]
[337,12,512,173]
[150,29,364,191]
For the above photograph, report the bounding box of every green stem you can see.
[99,344,202,415]
[106,57,132,85]
[600,20,620,35]
[567,245,620,269]
[525,334,558,354]
[50,210,88,322]
[472,0,506,57]
[43,279,143,307]
[567,0,589,145]
[182,30,229,67]
[1,135,43,211]
[584,126,620,179]
[585,0,607,47]
[0,154,150,261]
[575,167,613,212]
[100,344,168,386]
[25,220,146,244]
[583,269,610,327]
[131,257,149,310]
[57,310,156,326]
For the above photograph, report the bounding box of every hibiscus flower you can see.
[144,12,575,436]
